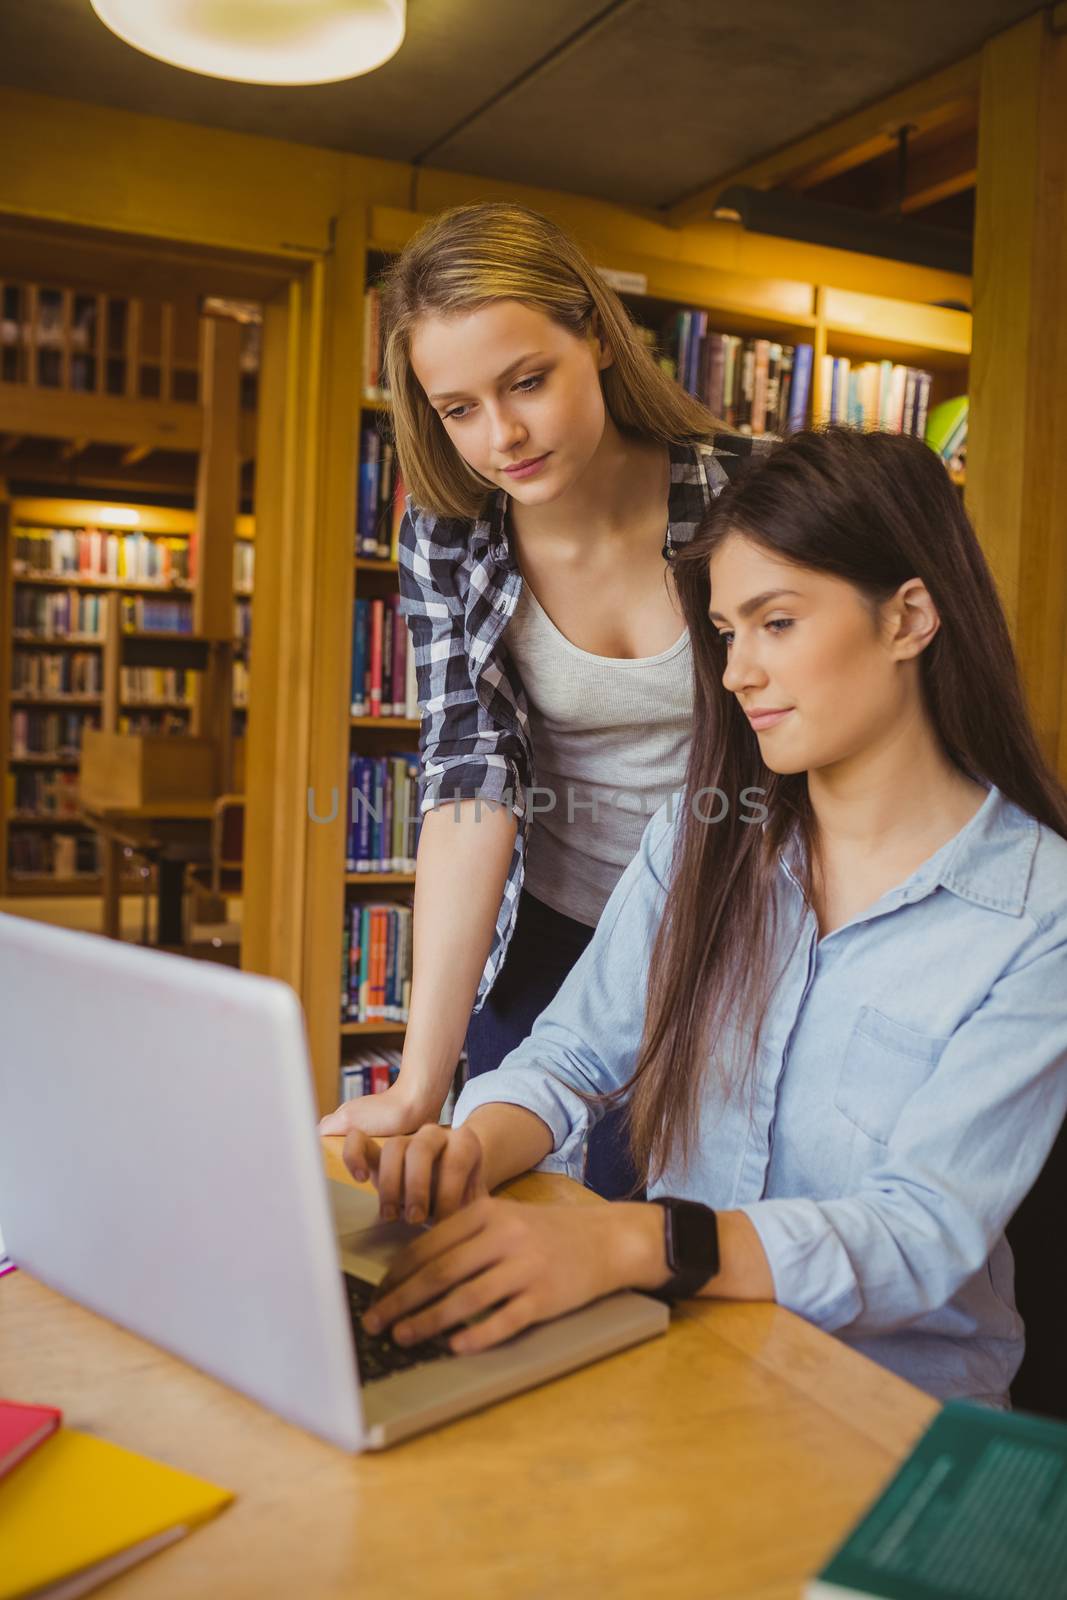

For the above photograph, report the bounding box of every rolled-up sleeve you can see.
[739,929,1067,1334]
[452,801,677,1178]
[397,506,527,818]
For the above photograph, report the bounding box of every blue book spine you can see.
[352,600,368,714]
[787,344,813,432]
[385,906,396,1019]
[371,759,385,869]
[356,757,373,869]
[345,751,358,870]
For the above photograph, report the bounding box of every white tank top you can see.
[504,583,693,926]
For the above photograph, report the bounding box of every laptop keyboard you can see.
[344,1272,455,1385]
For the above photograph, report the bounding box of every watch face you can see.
[670,1200,719,1278]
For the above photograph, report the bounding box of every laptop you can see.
[0,913,668,1451]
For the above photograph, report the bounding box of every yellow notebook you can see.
[0,1427,233,1600]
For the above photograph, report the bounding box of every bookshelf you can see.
[1,496,254,897]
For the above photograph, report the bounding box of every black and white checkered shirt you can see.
[397,433,764,1009]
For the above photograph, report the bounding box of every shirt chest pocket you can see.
[834,1005,951,1144]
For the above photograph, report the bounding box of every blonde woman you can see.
[321,202,761,1197]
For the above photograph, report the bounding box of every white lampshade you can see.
[90,0,406,86]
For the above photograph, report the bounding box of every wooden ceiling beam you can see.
[665,55,980,226]
[890,130,978,216]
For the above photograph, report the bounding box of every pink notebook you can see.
[0,1399,62,1480]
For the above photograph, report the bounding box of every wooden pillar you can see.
[241,205,363,1113]
[192,314,241,792]
[967,8,1067,777]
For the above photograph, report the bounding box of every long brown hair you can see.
[625,426,1067,1184]
[378,202,723,520]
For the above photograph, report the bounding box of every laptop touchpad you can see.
[328,1179,423,1286]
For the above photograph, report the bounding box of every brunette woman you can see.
[341,428,1067,1406]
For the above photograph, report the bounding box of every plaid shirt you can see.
[397,434,765,1009]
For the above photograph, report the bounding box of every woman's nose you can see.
[489,406,527,456]
[722,638,766,695]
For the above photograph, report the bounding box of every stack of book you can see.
[818,357,932,435]
[342,901,413,1024]
[0,1398,231,1599]
[667,313,814,435]
[14,589,106,639]
[340,1046,402,1100]
[13,527,191,585]
[357,424,406,560]
[350,596,418,719]
[119,596,192,634]
[361,286,390,402]
[346,753,420,872]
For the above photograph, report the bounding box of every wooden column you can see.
[967,8,1067,777]
[241,205,363,1113]
[192,314,241,792]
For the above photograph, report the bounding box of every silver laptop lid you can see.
[0,913,364,1452]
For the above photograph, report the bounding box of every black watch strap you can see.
[647,1198,720,1304]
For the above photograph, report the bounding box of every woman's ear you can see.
[884,578,941,660]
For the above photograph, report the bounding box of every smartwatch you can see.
[647,1198,720,1303]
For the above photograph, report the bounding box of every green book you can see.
[924,395,968,458]
[807,1401,1067,1600]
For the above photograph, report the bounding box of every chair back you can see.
[211,794,245,894]
[1008,1112,1067,1419]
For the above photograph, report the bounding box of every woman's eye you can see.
[443,403,471,422]
[513,375,543,394]
[766,617,794,634]
[717,631,734,648]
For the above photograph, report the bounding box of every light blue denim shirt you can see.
[453,785,1067,1405]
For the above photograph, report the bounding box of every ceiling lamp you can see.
[89,0,406,86]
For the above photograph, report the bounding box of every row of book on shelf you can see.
[339,1047,462,1122]
[12,526,255,589]
[362,287,390,402]
[13,592,252,641]
[10,708,97,759]
[9,766,82,819]
[346,753,421,873]
[351,596,419,719]
[11,648,102,697]
[342,902,413,1023]
[668,318,814,436]
[669,317,935,441]
[357,424,406,559]
[818,356,932,437]
[7,829,99,878]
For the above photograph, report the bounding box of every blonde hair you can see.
[379,202,724,521]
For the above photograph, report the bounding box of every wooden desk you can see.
[81,801,218,946]
[0,1142,937,1599]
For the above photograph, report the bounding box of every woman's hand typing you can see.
[361,1197,669,1354]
